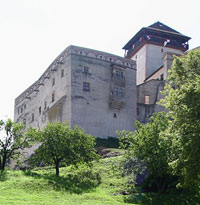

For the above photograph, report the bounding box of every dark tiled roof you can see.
[148,21,180,34]
[123,21,191,50]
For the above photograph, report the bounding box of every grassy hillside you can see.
[1,152,200,204]
[0,155,130,205]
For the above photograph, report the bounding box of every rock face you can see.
[14,45,136,142]
[123,158,148,186]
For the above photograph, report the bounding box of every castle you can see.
[14,21,190,137]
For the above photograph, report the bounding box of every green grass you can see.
[0,156,130,205]
[1,156,200,204]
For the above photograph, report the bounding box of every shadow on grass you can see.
[0,170,7,182]
[124,188,200,205]
[23,168,101,194]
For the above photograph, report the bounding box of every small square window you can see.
[52,93,55,102]
[32,114,34,122]
[145,95,150,104]
[39,107,41,115]
[120,72,124,80]
[115,87,118,96]
[52,78,55,86]
[119,88,124,97]
[61,69,64,77]
[23,118,26,126]
[83,82,90,91]
[83,66,89,74]
[116,70,119,79]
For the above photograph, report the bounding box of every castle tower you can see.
[123,21,191,85]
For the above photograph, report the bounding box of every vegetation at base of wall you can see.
[95,137,119,148]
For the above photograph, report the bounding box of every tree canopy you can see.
[30,122,98,176]
[161,48,200,187]
[119,112,173,193]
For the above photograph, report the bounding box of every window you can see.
[61,69,64,77]
[120,71,124,80]
[83,66,89,74]
[119,88,124,97]
[145,95,150,104]
[23,118,26,126]
[44,101,47,109]
[116,70,119,79]
[39,106,41,115]
[160,74,164,80]
[161,48,164,53]
[114,113,117,118]
[32,114,34,122]
[83,82,90,91]
[52,93,55,102]
[52,78,55,86]
[115,87,118,96]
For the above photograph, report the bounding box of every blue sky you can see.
[0,0,200,120]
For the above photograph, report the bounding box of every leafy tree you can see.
[161,49,200,187]
[119,112,174,193]
[30,122,98,176]
[0,119,33,170]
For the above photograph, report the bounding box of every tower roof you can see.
[123,21,191,52]
[148,21,181,34]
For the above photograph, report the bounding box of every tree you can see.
[0,119,33,170]
[119,112,174,193]
[161,49,200,187]
[30,122,98,176]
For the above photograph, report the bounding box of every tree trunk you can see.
[2,152,7,170]
[55,161,59,176]
[0,155,2,170]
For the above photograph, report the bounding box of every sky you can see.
[0,0,200,121]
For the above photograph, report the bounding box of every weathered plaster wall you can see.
[14,45,136,139]
[131,44,183,85]
[137,79,166,123]
[131,45,147,85]
[70,54,136,137]
[14,55,72,129]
